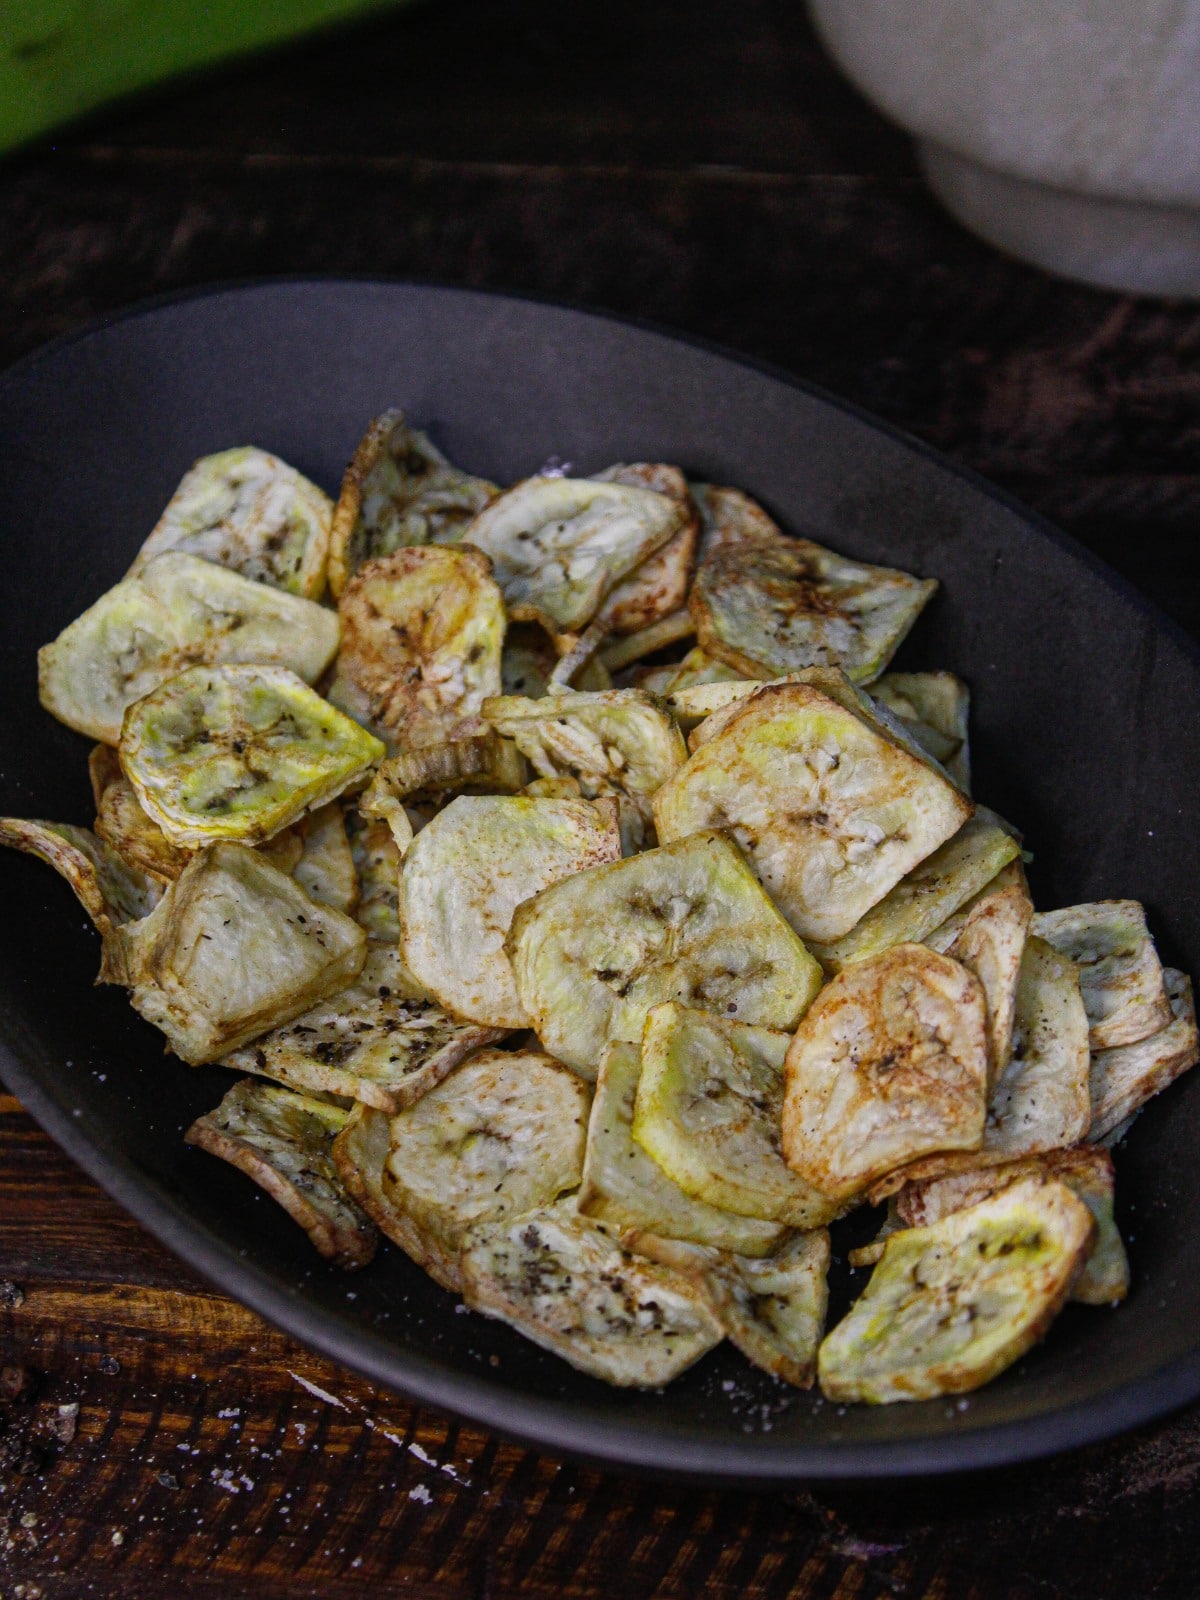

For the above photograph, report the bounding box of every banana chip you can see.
[347,815,403,942]
[691,1229,831,1387]
[0,818,162,951]
[895,1144,1129,1306]
[39,552,341,745]
[112,842,367,1063]
[400,794,623,1029]
[871,671,970,791]
[812,816,1021,972]
[782,945,989,1202]
[598,609,695,672]
[817,1176,1095,1402]
[331,1104,434,1270]
[459,1199,723,1386]
[291,802,358,915]
[483,688,686,832]
[653,681,972,944]
[362,733,526,821]
[120,665,385,848]
[381,1049,591,1292]
[635,1003,839,1227]
[327,411,499,597]
[128,447,333,599]
[939,871,1033,1084]
[1032,900,1172,1050]
[327,545,506,752]
[225,945,504,1112]
[1088,969,1199,1141]
[688,486,936,682]
[578,1040,789,1255]
[90,745,191,883]
[462,476,685,632]
[507,830,824,1076]
[185,1079,377,1270]
[591,464,699,636]
[868,936,1091,1198]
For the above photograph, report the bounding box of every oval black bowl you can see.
[1,280,1198,1482]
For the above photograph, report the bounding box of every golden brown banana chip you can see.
[400,794,623,1029]
[691,1229,831,1387]
[224,945,504,1112]
[326,545,506,752]
[483,688,686,831]
[598,609,695,672]
[463,475,685,632]
[871,671,970,791]
[895,1144,1128,1306]
[634,1003,839,1227]
[112,842,367,1063]
[185,1079,377,1270]
[782,944,989,1202]
[578,1040,789,1255]
[38,552,341,745]
[459,1198,723,1386]
[120,664,385,849]
[1032,900,1172,1050]
[381,1049,591,1292]
[327,410,498,597]
[688,486,936,682]
[90,744,191,883]
[591,464,699,635]
[1088,969,1199,1141]
[0,818,162,951]
[817,1176,1094,1403]
[347,814,403,942]
[291,802,358,915]
[653,681,972,944]
[128,447,333,599]
[811,816,1020,973]
[507,830,823,1076]
[868,936,1091,1199]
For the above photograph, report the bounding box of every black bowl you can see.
[1,280,1198,1481]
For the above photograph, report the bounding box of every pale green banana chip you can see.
[872,671,970,791]
[292,802,358,915]
[1088,969,1198,1141]
[692,1228,831,1387]
[1033,900,1172,1049]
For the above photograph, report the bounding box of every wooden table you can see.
[2,2,1199,1594]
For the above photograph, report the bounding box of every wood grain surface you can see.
[2,0,1200,1594]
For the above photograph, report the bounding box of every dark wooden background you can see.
[2,1,1200,1594]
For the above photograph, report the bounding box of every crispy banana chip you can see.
[578,1040,789,1255]
[327,410,498,597]
[128,447,333,599]
[688,486,936,682]
[113,842,367,1063]
[459,1199,723,1387]
[812,816,1020,972]
[90,745,191,882]
[347,815,403,942]
[483,688,686,830]
[381,1049,590,1291]
[224,945,504,1112]
[39,552,341,745]
[292,802,358,915]
[507,830,823,1076]
[939,872,1033,1084]
[362,732,525,816]
[869,936,1091,1198]
[871,671,970,791]
[400,794,622,1029]
[896,1145,1129,1305]
[0,818,162,950]
[653,681,972,944]
[782,945,989,1202]
[463,476,685,632]
[185,1079,376,1270]
[817,1176,1094,1403]
[635,1003,839,1227]
[599,609,695,672]
[121,665,385,849]
[1089,969,1199,1141]
[327,546,506,752]
[331,1103,433,1270]
[1032,900,1172,1050]
[693,1229,831,1387]
[592,465,699,635]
